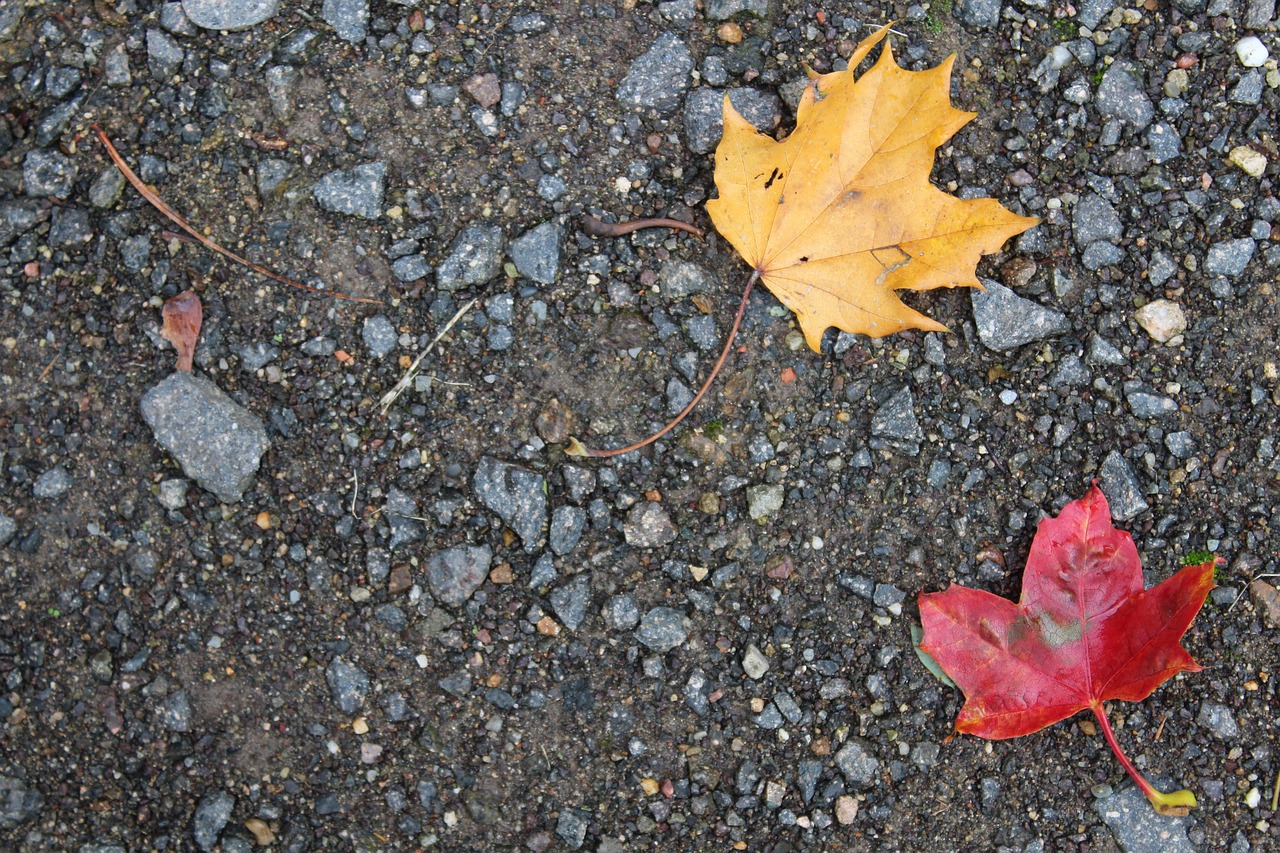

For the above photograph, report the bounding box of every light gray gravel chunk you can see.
[313,162,385,220]
[1096,61,1154,129]
[955,0,1002,27]
[385,487,423,550]
[549,505,586,556]
[425,545,492,606]
[33,466,72,499]
[971,280,1070,351]
[322,0,368,43]
[556,810,589,849]
[834,739,880,789]
[325,657,369,714]
[705,0,769,17]
[0,775,42,830]
[1093,781,1195,853]
[1079,0,1117,28]
[509,222,563,284]
[1100,451,1148,521]
[192,791,235,852]
[746,484,784,521]
[742,644,769,679]
[140,373,271,504]
[616,33,693,115]
[550,575,591,631]
[182,0,279,30]
[1204,238,1256,276]
[1197,701,1240,739]
[160,690,193,731]
[1124,385,1177,418]
[659,259,714,297]
[436,225,505,290]
[23,149,76,199]
[602,594,640,630]
[635,606,689,652]
[362,314,397,358]
[683,87,781,154]
[623,502,678,547]
[871,387,923,443]
[1073,194,1123,249]
[473,457,546,552]
[0,514,16,547]
[146,28,184,80]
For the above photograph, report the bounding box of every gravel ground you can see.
[1,1,1278,851]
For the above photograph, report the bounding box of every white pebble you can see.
[1245,787,1261,809]
[1134,299,1187,344]
[1236,36,1269,68]
[999,389,1018,405]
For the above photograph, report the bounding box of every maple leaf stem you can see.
[568,270,760,458]
[1090,701,1197,817]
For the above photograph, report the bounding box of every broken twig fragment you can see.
[93,124,381,305]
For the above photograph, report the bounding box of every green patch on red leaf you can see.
[917,484,1215,816]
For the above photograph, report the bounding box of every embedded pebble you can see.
[616,33,694,115]
[1133,299,1186,343]
[474,457,546,552]
[182,0,279,30]
[32,466,72,499]
[425,545,493,607]
[192,791,235,852]
[971,280,1070,351]
[436,226,505,290]
[326,657,370,714]
[362,315,397,358]
[313,162,385,220]
[509,222,563,285]
[623,502,678,548]
[1236,36,1269,68]
[634,607,688,652]
[550,575,591,631]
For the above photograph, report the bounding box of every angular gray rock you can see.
[549,505,586,556]
[683,87,781,154]
[473,457,546,552]
[313,162,385,220]
[834,739,880,789]
[385,487,423,550]
[617,33,693,115]
[426,545,493,606]
[23,148,76,199]
[623,502,678,548]
[1093,780,1195,853]
[971,280,1070,351]
[182,0,279,30]
[436,225,505,290]
[0,514,16,547]
[1096,61,1154,130]
[140,373,271,503]
[705,0,769,17]
[1197,701,1240,739]
[658,259,714,297]
[362,314,397,358]
[509,221,563,285]
[0,775,43,829]
[550,574,591,631]
[32,466,72,499]
[870,387,923,444]
[1204,238,1256,277]
[1073,194,1123,250]
[634,607,689,652]
[192,791,235,852]
[325,657,370,714]
[955,0,1002,27]
[1100,451,1148,521]
[322,0,368,43]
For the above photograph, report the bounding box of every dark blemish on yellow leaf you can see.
[763,168,781,189]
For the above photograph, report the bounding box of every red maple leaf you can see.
[918,484,1215,815]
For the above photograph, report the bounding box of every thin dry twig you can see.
[36,353,62,383]
[581,214,704,239]
[378,297,478,415]
[1271,767,1279,812]
[93,124,381,305]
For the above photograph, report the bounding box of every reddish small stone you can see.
[780,367,797,384]
[388,564,412,594]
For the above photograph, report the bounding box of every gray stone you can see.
[0,3,25,40]
[1123,385,1177,419]
[1093,780,1195,853]
[1145,121,1182,164]
[392,254,430,281]
[1100,451,1148,521]
[159,689,193,731]
[231,341,278,372]
[1087,333,1128,366]
[1246,0,1276,27]
[1073,194,1123,250]
[509,222,563,285]
[666,378,693,414]
[1229,70,1265,106]
[1147,251,1177,287]
[635,606,689,652]
[705,0,769,18]
[35,93,85,148]
[425,545,492,606]
[550,575,591,631]
[556,809,589,849]
[871,387,923,443]
[436,225,505,290]
[322,0,368,43]
[1096,61,1154,130]
[120,235,153,273]
[1082,241,1124,270]
[362,314,397,358]
[659,259,714,297]
[1165,431,1195,458]
[385,487,423,550]
[746,484,784,521]
[602,594,640,630]
[955,0,1002,27]
[256,158,291,198]
[183,0,279,30]
[313,162,385,220]
[33,465,72,499]
[325,657,369,714]
[742,644,769,679]
[1197,701,1240,739]
[616,33,694,115]
[529,552,557,589]
[537,174,567,202]
[23,148,77,199]
[264,65,297,120]
[509,13,549,34]
[49,207,92,250]
[623,502,678,548]
[971,280,1070,351]
[1050,353,1090,387]
[146,28,184,80]
[549,505,586,556]
[473,457,546,552]
[1079,0,1117,28]
[0,514,16,547]
[683,87,781,154]
[105,45,132,86]
[192,791,235,852]
[0,775,42,830]
[1204,238,1256,277]
[140,373,271,503]
[834,740,880,789]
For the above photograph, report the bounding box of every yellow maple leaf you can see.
[707,24,1038,350]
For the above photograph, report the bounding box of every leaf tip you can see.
[565,437,591,457]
